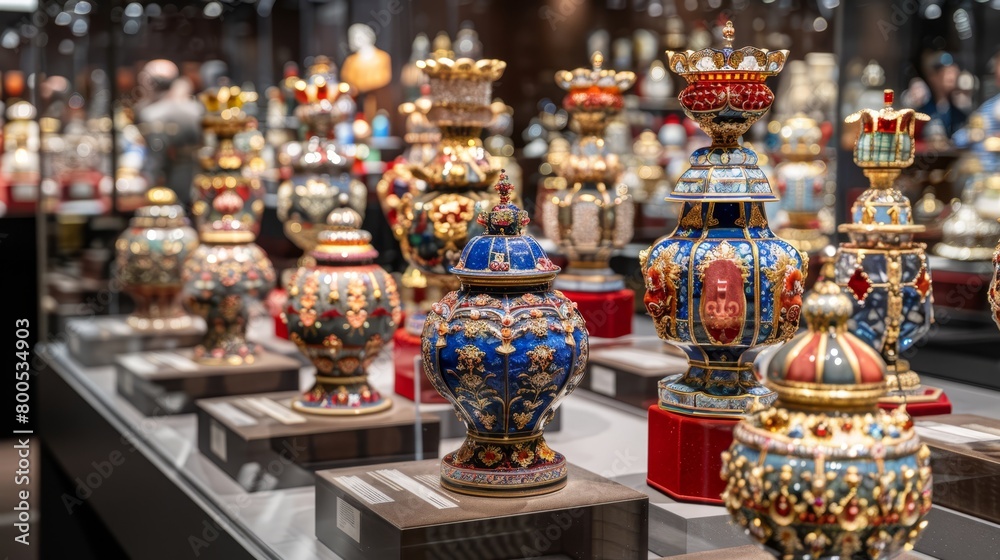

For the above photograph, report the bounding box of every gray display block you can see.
[580,339,688,411]
[115,349,300,415]
[67,315,205,366]
[196,392,441,492]
[916,414,1000,524]
[315,459,649,560]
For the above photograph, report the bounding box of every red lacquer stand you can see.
[647,405,737,505]
[561,288,634,339]
[878,390,952,417]
[268,288,289,339]
[392,328,448,404]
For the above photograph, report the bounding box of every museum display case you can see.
[9,1,1000,559]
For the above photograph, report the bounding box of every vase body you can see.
[116,189,199,329]
[723,408,932,559]
[642,192,804,416]
[775,157,829,254]
[285,261,401,414]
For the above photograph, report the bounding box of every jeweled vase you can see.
[834,90,933,395]
[277,59,366,259]
[115,187,199,330]
[541,52,636,292]
[422,173,588,496]
[182,86,276,365]
[283,208,402,414]
[722,266,932,559]
[641,22,805,417]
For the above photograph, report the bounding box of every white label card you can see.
[242,397,307,424]
[150,352,198,371]
[334,475,394,504]
[204,402,258,427]
[209,420,227,462]
[336,497,361,543]
[590,365,617,397]
[374,469,457,509]
[118,355,158,375]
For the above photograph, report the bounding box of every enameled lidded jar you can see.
[116,187,200,330]
[640,22,806,417]
[722,267,932,559]
[421,172,588,497]
[182,87,276,365]
[283,208,402,415]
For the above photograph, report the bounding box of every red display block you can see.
[392,328,448,404]
[647,405,737,505]
[878,390,952,417]
[561,288,634,339]
[267,288,289,340]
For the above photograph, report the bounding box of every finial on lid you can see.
[722,21,735,48]
[591,51,604,71]
[477,170,529,236]
[884,89,894,106]
[146,187,177,206]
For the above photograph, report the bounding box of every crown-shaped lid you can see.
[416,56,506,129]
[200,85,256,136]
[666,21,787,77]
[845,89,929,168]
[556,51,636,98]
[310,207,378,263]
[451,171,561,283]
[291,58,356,129]
[766,262,888,411]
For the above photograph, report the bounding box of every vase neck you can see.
[676,201,771,231]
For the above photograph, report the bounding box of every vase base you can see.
[292,397,392,416]
[658,371,777,418]
[440,435,568,497]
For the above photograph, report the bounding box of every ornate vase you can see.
[396,56,506,280]
[277,57,366,260]
[834,90,933,396]
[182,86,276,365]
[773,114,830,255]
[640,22,806,417]
[283,208,402,414]
[542,52,636,292]
[421,172,588,496]
[115,187,199,330]
[722,266,932,559]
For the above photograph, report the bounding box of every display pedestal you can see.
[66,315,205,367]
[196,392,440,492]
[878,388,952,416]
[315,459,649,560]
[392,328,447,404]
[647,405,737,505]
[581,339,688,410]
[560,288,634,338]
[916,414,1000,525]
[115,349,300,416]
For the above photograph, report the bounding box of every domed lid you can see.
[451,171,561,284]
[667,145,779,202]
[310,207,378,263]
[131,187,188,227]
[777,113,824,158]
[766,261,888,411]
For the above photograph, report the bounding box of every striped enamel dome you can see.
[766,264,888,410]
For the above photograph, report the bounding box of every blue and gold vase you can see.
[422,172,588,497]
[640,22,806,417]
[835,90,933,397]
[182,86,276,365]
[722,265,932,559]
[283,208,402,415]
